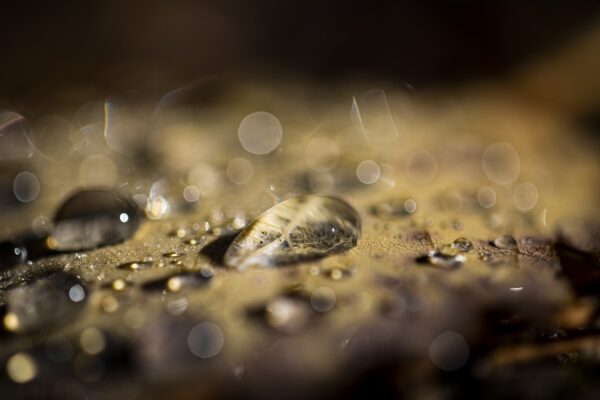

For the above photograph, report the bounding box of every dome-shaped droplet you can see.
[4,272,88,334]
[224,194,361,269]
[49,190,140,251]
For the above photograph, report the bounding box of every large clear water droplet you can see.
[224,194,361,269]
[3,272,88,334]
[49,190,140,251]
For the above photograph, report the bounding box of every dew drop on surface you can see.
[227,157,254,185]
[370,198,411,219]
[13,171,40,203]
[224,194,361,269]
[187,322,224,358]
[452,237,473,252]
[429,331,470,371]
[406,150,438,184]
[49,190,140,251]
[4,272,88,334]
[238,111,283,155]
[0,241,28,269]
[477,186,496,208]
[305,137,340,171]
[0,109,33,160]
[118,261,153,271]
[513,182,539,211]
[493,235,518,249]
[481,142,520,185]
[356,160,381,184]
[423,249,465,269]
[6,352,37,383]
[264,296,311,333]
[310,287,336,312]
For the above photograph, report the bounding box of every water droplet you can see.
[356,160,381,184]
[117,261,153,271]
[6,352,37,383]
[421,249,465,269]
[13,171,40,203]
[224,194,361,269]
[406,150,438,184]
[227,157,254,185]
[493,235,517,249]
[429,331,469,371]
[481,143,520,185]
[264,296,312,333]
[4,272,88,334]
[370,198,411,219]
[327,267,352,280]
[238,111,282,155]
[513,182,539,211]
[49,190,140,251]
[452,237,473,252]
[142,271,211,292]
[0,241,28,269]
[187,322,224,358]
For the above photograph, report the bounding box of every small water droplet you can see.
[421,249,465,269]
[0,241,28,269]
[224,194,361,269]
[49,190,140,251]
[493,235,518,249]
[117,261,153,271]
[142,271,211,292]
[162,251,183,258]
[452,237,473,252]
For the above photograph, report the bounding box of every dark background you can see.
[1,1,600,114]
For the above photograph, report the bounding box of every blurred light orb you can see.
[187,322,224,358]
[305,137,340,171]
[238,111,282,155]
[356,160,381,184]
[406,150,438,184]
[68,284,86,303]
[482,142,520,185]
[428,331,470,371]
[310,286,336,312]
[183,185,201,203]
[6,352,37,383]
[477,186,497,208]
[513,182,539,211]
[227,157,254,185]
[404,198,417,213]
[45,334,74,363]
[80,327,106,355]
[187,162,222,196]
[13,171,40,203]
[146,195,170,220]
